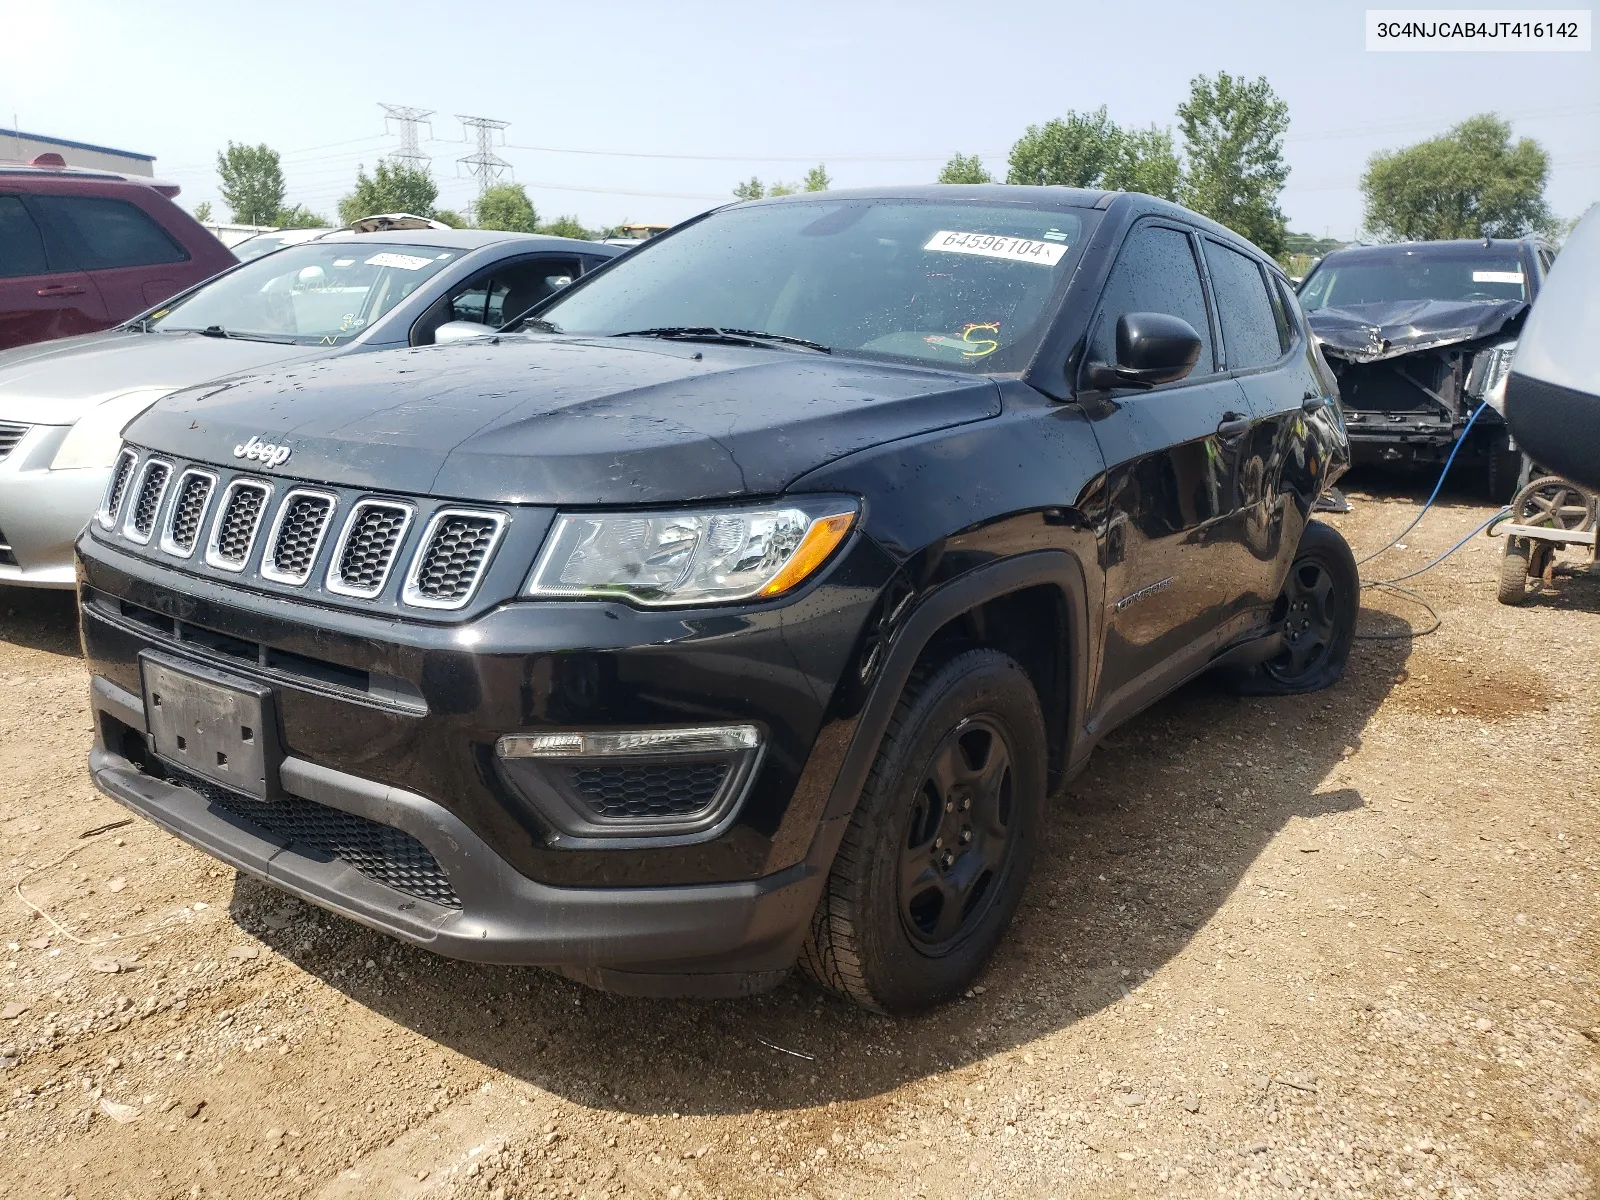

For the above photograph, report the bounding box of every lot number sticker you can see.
[364,252,434,271]
[1472,270,1524,284]
[923,231,1067,266]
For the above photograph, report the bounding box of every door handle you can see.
[1301,392,1328,413]
[1216,412,1252,438]
[35,284,86,297]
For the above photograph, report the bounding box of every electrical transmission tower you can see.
[378,103,434,170]
[456,114,512,196]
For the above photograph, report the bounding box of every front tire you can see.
[799,649,1045,1013]
[1497,538,1534,605]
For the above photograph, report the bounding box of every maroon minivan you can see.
[0,157,237,351]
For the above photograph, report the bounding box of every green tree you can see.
[937,153,993,185]
[1104,125,1181,201]
[474,183,538,232]
[273,204,329,229]
[1177,72,1291,257]
[733,177,765,201]
[1006,107,1123,188]
[538,215,596,240]
[1360,114,1552,242]
[432,209,468,229]
[802,164,831,192]
[216,142,287,226]
[1005,108,1179,200]
[192,201,213,224]
[338,161,439,225]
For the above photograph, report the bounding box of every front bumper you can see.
[88,673,839,991]
[0,424,101,588]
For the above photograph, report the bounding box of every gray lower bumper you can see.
[0,424,101,588]
[89,677,831,994]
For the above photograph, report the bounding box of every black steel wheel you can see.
[1220,520,1359,696]
[897,716,1017,954]
[800,649,1045,1013]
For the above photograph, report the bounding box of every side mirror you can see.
[1082,312,1203,390]
[434,320,496,345]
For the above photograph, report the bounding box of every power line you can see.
[380,104,434,171]
[456,114,511,198]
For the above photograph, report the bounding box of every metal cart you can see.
[1495,476,1598,605]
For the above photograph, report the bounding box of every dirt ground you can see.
[1,474,1596,1200]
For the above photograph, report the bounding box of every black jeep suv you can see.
[77,187,1352,1013]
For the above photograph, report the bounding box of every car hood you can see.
[0,330,320,426]
[1307,298,1527,364]
[127,336,1003,505]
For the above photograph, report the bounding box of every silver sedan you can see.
[0,228,617,587]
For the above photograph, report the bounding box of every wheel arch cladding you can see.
[823,550,1091,825]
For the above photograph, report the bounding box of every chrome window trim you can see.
[259,488,339,586]
[203,477,273,573]
[158,468,220,559]
[120,457,173,546]
[401,508,508,610]
[97,448,139,531]
[324,499,415,599]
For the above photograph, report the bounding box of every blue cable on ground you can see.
[1355,398,1493,568]
[1350,398,1499,640]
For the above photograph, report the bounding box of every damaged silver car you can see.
[1299,236,1555,500]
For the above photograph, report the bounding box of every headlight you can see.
[526,499,857,606]
[49,389,172,470]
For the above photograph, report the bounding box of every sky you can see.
[2,0,1596,238]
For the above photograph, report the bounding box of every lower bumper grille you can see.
[0,526,14,568]
[167,766,461,908]
[560,761,731,820]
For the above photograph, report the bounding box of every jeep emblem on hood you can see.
[233,435,292,468]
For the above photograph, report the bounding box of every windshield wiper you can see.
[185,325,295,344]
[616,327,831,354]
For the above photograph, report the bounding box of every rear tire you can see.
[799,649,1045,1013]
[1497,538,1534,605]
[1220,520,1359,695]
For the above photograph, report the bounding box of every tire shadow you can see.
[0,588,81,658]
[228,615,1413,1119]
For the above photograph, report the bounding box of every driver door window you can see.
[419,256,583,344]
[1089,224,1216,376]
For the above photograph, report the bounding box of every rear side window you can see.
[1091,224,1215,375]
[1266,272,1294,352]
[1203,240,1283,370]
[35,194,189,270]
[0,196,49,278]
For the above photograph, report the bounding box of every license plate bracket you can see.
[140,652,283,801]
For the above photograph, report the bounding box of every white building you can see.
[0,128,155,176]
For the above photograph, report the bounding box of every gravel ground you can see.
[0,475,1595,1199]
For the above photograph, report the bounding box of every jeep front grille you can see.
[0,421,27,461]
[205,479,271,571]
[327,500,412,598]
[261,490,335,586]
[125,459,172,544]
[100,449,138,529]
[161,470,216,557]
[403,510,505,609]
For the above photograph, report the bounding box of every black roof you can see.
[1319,237,1541,264]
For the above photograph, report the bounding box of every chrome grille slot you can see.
[0,421,28,461]
[403,509,506,609]
[123,459,172,544]
[160,470,216,558]
[99,449,137,530]
[261,489,336,586]
[327,500,412,598]
[205,479,271,572]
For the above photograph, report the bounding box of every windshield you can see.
[232,234,301,263]
[532,198,1091,372]
[1299,247,1527,311]
[145,242,458,344]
